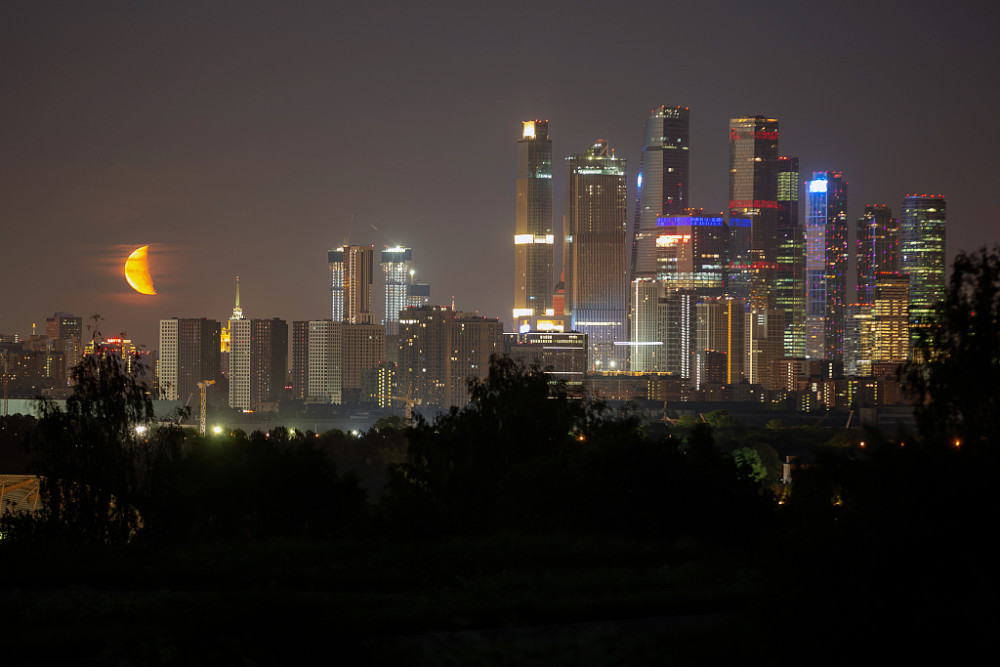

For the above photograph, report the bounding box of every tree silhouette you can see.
[907,246,1000,448]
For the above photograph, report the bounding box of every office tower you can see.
[843,305,873,376]
[630,106,690,282]
[728,115,780,306]
[870,272,910,365]
[629,280,664,373]
[900,195,946,341]
[503,331,588,385]
[564,139,628,371]
[514,120,554,323]
[660,288,697,380]
[694,297,746,387]
[776,157,806,357]
[157,318,221,402]
[329,244,374,323]
[45,312,82,381]
[804,172,849,361]
[747,308,786,388]
[291,321,310,400]
[654,213,726,293]
[381,247,412,335]
[856,204,898,305]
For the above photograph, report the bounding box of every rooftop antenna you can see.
[231,276,244,320]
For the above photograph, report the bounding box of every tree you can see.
[907,246,1000,448]
[27,344,156,543]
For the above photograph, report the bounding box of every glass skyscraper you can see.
[329,244,374,324]
[900,194,946,341]
[856,204,898,305]
[630,106,690,282]
[514,120,554,323]
[564,139,627,371]
[728,115,780,307]
[381,246,412,336]
[804,171,848,361]
[776,156,805,357]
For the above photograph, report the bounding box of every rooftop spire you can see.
[231,276,244,320]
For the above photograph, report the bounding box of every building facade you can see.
[329,244,374,324]
[514,120,554,323]
[381,246,412,335]
[630,106,690,283]
[564,139,627,371]
[804,171,849,361]
[900,194,946,342]
[728,115,780,307]
[856,204,898,305]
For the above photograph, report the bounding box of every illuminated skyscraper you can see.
[804,171,849,361]
[654,213,726,293]
[514,120,554,323]
[776,157,805,357]
[728,115,780,306]
[381,246,412,335]
[630,106,690,282]
[329,244,374,324]
[870,272,910,364]
[856,204,898,305]
[564,139,627,370]
[900,195,946,341]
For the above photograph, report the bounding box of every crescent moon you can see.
[124,245,157,296]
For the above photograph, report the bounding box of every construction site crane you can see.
[197,380,216,435]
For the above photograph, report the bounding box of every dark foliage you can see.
[907,245,1000,449]
[382,355,773,543]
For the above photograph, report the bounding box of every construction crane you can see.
[197,380,216,435]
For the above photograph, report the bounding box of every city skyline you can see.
[2,2,997,350]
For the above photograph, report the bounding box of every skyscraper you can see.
[381,246,412,335]
[329,244,374,324]
[654,213,726,292]
[900,194,946,341]
[630,106,690,282]
[728,115,780,303]
[564,139,627,370]
[856,204,898,305]
[514,120,554,323]
[804,171,849,361]
[776,156,806,357]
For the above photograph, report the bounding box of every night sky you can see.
[2,1,997,350]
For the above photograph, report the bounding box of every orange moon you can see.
[124,245,157,295]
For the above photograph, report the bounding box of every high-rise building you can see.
[45,312,82,382]
[630,106,690,282]
[856,204,898,305]
[341,323,385,405]
[629,280,665,373]
[398,305,502,409]
[157,318,221,403]
[564,139,628,371]
[900,195,946,342]
[654,214,726,293]
[381,247,412,335]
[329,244,374,324]
[776,157,806,358]
[728,115,780,306]
[804,171,849,361]
[306,320,342,404]
[843,304,873,376]
[694,297,746,387]
[291,320,310,401]
[870,272,910,365]
[514,120,554,323]
[503,331,588,386]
